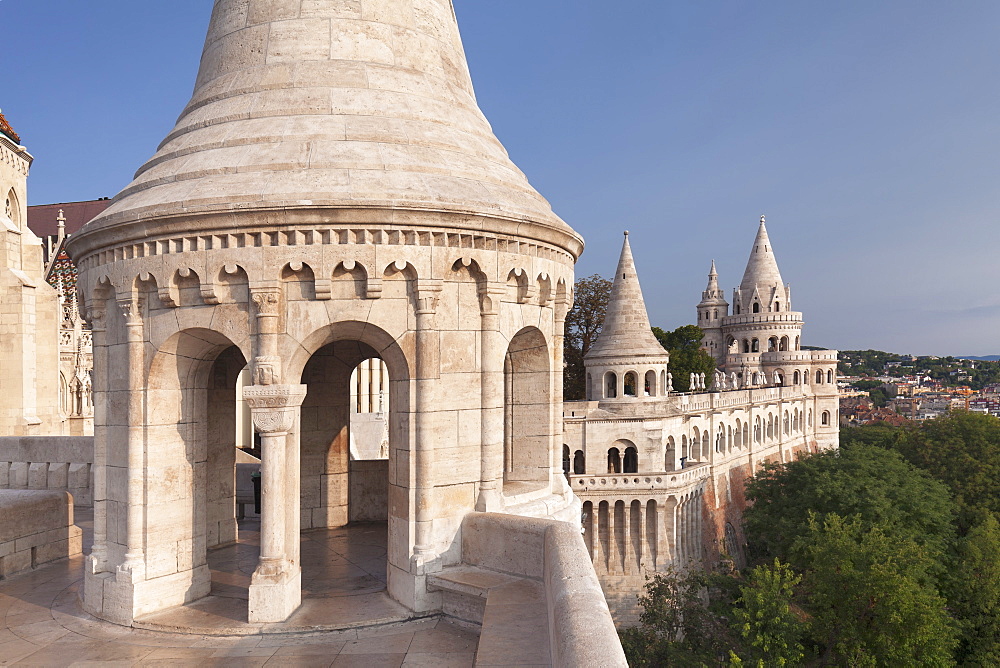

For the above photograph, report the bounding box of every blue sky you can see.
[3,1,999,355]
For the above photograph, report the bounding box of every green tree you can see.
[563,274,611,399]
[730,559,804,667]
[950,511,1000,665]
[893,411,1000,519]
[743,445,956,572]
[652,324,718,392]
[798,514,957,667]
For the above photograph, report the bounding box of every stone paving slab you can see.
[0,510,479,667]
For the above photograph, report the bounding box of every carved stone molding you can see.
[479,282,506,317]
[244,384,308,434]
[415,280,443,315]
[252,355,282,386]
[116,298,143,326]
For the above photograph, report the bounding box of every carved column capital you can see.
[251,289,281,317]
[86,305,107,332]
[116,297,144,327]
[415,280,443,316]
[479,282,506,317]
[244,384,307,434]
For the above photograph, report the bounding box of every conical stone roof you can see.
[739,216,784,294]
[70,0,582,258]
[585,232,669,362]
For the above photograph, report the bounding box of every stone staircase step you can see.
[428,565,520,625]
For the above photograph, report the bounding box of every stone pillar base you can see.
[249,568,301,623]
[82,565,212,626]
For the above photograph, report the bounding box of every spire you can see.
[586,232,670,361]
[700,259,727,305]
[56,209,66,243]
[739,216,785,296]
[74,0,581,259]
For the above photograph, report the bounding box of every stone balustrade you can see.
[0,436,94,506]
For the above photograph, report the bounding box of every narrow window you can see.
[606,372,618,399]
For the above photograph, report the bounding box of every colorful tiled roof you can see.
[48,249,77,297]
[0,111,20,144]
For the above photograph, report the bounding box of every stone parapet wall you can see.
[0,489,82,578]
[0,436,94,506]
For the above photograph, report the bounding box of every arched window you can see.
[751,338,760,353]
[808,409,813,427]
[573,450,586,474]
[775,301,780,312]
[623,372,638,397]
[702,431,710,459]
[743,422,750,447]
[793,370,800,385]
[716,426,725,453]
[777,373,785,386]
[783,411,790,435]
[666,436,675,470]
[562,445,571,475]
[767,414,774,441]
[681,435,688,462]
[623,447,638,473]
[661,370,667,392]
[752,302,760,313]
[713,309,718,319]
[821,411,830,426]
[827,369,834,384]
[735,304,741,315]
[645,370,656,397]
[779,336,788,351]
[742,339,750,353]
[754,416,761,443]
[816,370,823,384]
[606,372,618,398]
[768,337,778,352]
[607,447,622,473]
[795,336,800,350]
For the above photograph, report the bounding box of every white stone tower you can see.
[585,232,670,408]
[68,0,583,626]
[696,260,728,365]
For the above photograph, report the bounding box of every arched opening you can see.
[607,447,622,473]
[783,411,790,435]
[774,301,780,312]
[751,338,760,353]
[4,189,20,230]
[768,337,778,352]
[142,329,248,612]
[562,445,571,476]
[623,446,638,474]
[742,422,749,447]
[680,435,688,464]
[605,372,618,399]
[779,336,788,351]
[573,450,586,474]
[742,339,750,353]
[690,428,700,462]
[752,302,760,314]
[816,370,823,384]
[702,431,710,459]
[793,370,800,385]
[504,327,551,489]
[754,417,761,443]
[795,336,800,351]
[827,369,834,384]
[716,426,725,453]
[644,370,656,397]
[666,436,675,470]
[822,411,830,426]
[623,371,638,397]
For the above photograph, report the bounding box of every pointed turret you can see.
[70,0,582,260]
[697,260,728,365]
[586,232,669,361]
[734,216,789,314]
[740,216,784,294]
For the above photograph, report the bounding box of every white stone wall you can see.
[0,436,94,506]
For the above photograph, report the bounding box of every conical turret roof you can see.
[586,232,669,361]
[739,216,785,294]
[71,0,582,257]
[700,260,727,306]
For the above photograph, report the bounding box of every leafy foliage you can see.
[950,511,1000,665]
[563,274,611,399]
[730,559,804,667]
[743,445,956,570]
[797,514,957,667]
[652,324,718,392]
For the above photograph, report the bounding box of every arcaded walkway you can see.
[0,510,478,667]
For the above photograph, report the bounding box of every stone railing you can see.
[462,513,627,667]
[0,436,94,506]
[569,463,712,494]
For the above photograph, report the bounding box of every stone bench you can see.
[0,490,82,578]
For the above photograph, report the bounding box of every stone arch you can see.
[827,369,834,384]
[742,421,749,447]
[666,436,675,469]
[754,416,761,443]
[216,264,251,304]
[331,260,369,300]
[751,338,760,353]
[383,260,419,303]
[503,326,551,488]
[822,410,830,426]
[793,370,801,385]
[573,449,585,475]
[281,262,317,301]
[779,336,788,351]
[645,370,657,397]
[4,188,20,229]
[562,445,571,476]
[622,445,638,473]
[816,369,823,384]
[701,430,710,459]
[605,371,618,399]
[768,336,778,352]
[623,371,638,397]
[506,267,531,304]
[607,447,622,474]
[140,327,248,613]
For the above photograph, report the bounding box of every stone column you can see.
[86,304,108,574]
[245,384,307,623]
[250,288,281,385]
[118,296,145,577]
[638,501,647,571]
[607,500,618,574]
[550,294,572,494]
[476,282,505,512]
[623,501,633,575]
[412,280,442,567]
